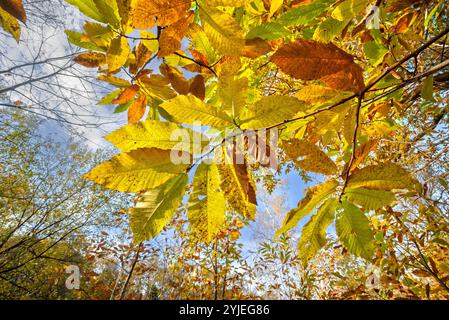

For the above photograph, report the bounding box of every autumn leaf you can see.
[0,0,26,23]
[199,3,245,56]
[189,75,206,100]
[282,139,337,175]
[74,52,106,68]
[112,84,139,104]
[107,36,130,72]
[276,179,338,237]
[130,174,188,243]
[158,11,193,57]
[83,147,189,192]
[393,11,418,34]
[128,94,148,124]
[0,5,20,41]
[270,39,365,92]
[188,163,226,243]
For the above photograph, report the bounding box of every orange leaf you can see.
[112,84,140,104]
[393,12,417,34]
[159,64,190,95]
[189,75,206,100]
[270,39,364,92]
[130,0,190,29]
[128,94,148,124]
[158,11,193,57]
[0,0,26,23]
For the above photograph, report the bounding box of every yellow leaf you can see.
[347,163,420,191]
[0,0,26,23]
[218,75,248,117]
[276,179,338,237]
[218,154,257,219]
[160,94,233,127]
[105,119,209,153]
[188,163,226,243]
[240,95,308,129]
[130,174,188,242]
[331,0,370,22]
[344,188,396,210]
[298,198,337,266]
[204,0,246,6]
[295,84,341,105]
[269,0,284,18]
[199,4,245,56]
[107,36,130,72]
[84,148,189,192]
[0,6,20,41]
[282,139,337,175]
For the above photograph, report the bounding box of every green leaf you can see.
[313,17,347,43]
[298,198,337,266]
[130,174,188,243]
[277,0,332,27]
[113,101,132,113]
[336,200,375,260]
[363,41,389,66]
[92,0,121,26]
[276,179,338,237]
[66,0,107,23]
[160,94,233,127]
[246,22,290,40]
[65,30,106,51]
[188,163,226,243]
[421,75,435,101]
[344,188,396,210]
[97,89,121,105]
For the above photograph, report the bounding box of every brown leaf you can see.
[189,75,206,100]
[321,63,365,93]
[270,39,365,93]
[74,52,106,68]
[0,0,26,23]
[112,84,140,104]
[243,38,272,59]
[128,94,148,124]
[130,43,152,74]
[159,64,190,95]
[393,12,417,34]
